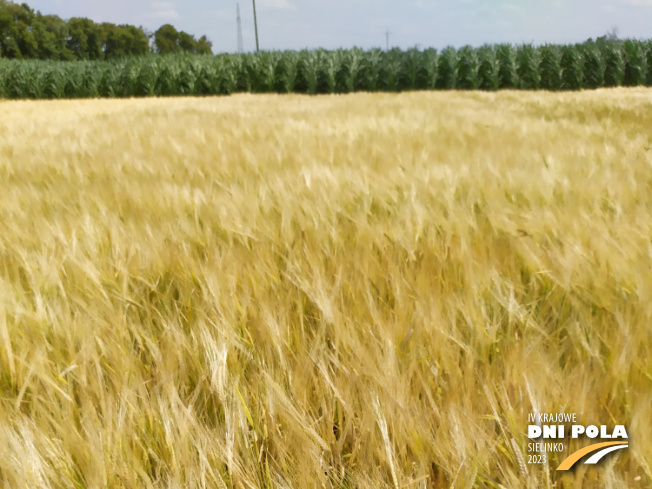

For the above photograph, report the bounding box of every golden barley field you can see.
[0,89,651,489]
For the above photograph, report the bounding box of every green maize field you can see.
[1,39,651,99]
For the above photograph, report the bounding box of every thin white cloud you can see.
[499,3,523,11]
[209,10,233,21]
[146,1,180,20]
[259,0,295,10]
[148,10,179,20]
[415,1,438,11]
[150,1,174,8]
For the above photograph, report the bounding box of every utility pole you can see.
[252,0,260,52]
[236,3,244,53]
[385,27,390,52]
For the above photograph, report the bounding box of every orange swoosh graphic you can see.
[556,441,628,471]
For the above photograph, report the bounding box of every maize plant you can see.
[397,48,422,91]
[78,63,103,97]
[116,59,139,97]
[295,50,320,94]
[352,49,373,92]
[415,48,438,90]
[178,57,199,95]
[155,60,181,96]
[276,51,299,93]
[623,39,647,86]
[377,48,402,92]
[603,43,626,87]
[251,51,280,93]
[516,44,541,90]
[315,49,339,94]
[98,62,121,97]
[272,55,290,93]
[193,60,216,95]
[646,41,652,85]
[223,54,245,92]
[357,48,386,91]
[0,41,651,99]
[582,45,605,89]
[435,46,457,89]
[561,45,584,90]
[335,48,366,94]
[539,45,562,91]
[216,56,236,95]
[134,58,159,96]
[457,45,479,90]
[63,65,83,98]
[0,60,6,97]
[497,44,519,89]
[3,62,36,98]
[477,45,500,91]
[244,54,265,92]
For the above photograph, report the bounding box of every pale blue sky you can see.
[23,0,652,53]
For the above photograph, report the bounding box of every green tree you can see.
[67,17,103,60]
[15,3,38,58]
[154,24,180,54]
[196,35,212,55]
[35,13,73,60]
[123,25,149,56]
[15,19,38,58]
[178,31,196,53]
[0,0,211,60]
[67,17,88,59]
[0,1,37,58]
[103,23,148,59]
[0,4,20,57]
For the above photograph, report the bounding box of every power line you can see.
[236,3,244,53]
[252,0,260,52]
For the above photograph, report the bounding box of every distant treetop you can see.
[0,0,213,60]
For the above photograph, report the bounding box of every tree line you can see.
[0,0,212,60]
